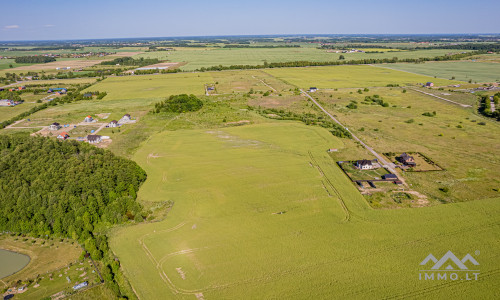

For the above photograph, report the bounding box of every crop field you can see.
[382,61,500,83]
[134,48,467,71]
[9,59,110,71]
[264,65,459,89]
[85,73,212,100]
[110,122,500,299]
[0,59,33,70]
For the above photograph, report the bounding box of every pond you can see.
[0,249,30,279]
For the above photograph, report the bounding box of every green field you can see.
[382,61,500,83]
[134,48,468,71]
[85,73,213,100]
[110,122,500,299]
[264,65,460,89]
[0,102,39,123]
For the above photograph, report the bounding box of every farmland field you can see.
[0,102,39,123]
[84,73,212,100]
[382,61,500,83]
[110,122,500,299]
[264,65,459,89]
[134,48,469,71]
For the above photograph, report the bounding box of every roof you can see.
[51,122,60,126]
[310,87,317,89]
[383,174,398,179]
[110,120,118,124]
[59,132,69,136]
[124,114,131,117]
[400,153,413,160]
[87,135,102,141]
[357,159,373,166]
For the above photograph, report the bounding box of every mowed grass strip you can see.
[110,122,500,299]
[264,65,459,89]
[85,73,213,100]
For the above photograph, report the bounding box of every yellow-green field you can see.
[85,73,213,100]
[264,65,460,89]
[110,122,500,299]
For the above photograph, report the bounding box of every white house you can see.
[49,122,61,130]
[84,115,93,122]
[87,135,102,144]
[356,160,374,170]
[108,120,118,128]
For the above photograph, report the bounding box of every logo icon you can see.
[419,251,480,281]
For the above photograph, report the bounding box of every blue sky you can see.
[1,0,499,41]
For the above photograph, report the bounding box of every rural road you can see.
[252,75,277,92]
[300,89,400,178]
[410,88,472,108]
[490,96,496,112]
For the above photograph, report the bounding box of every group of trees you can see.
[479,93,500,120]
[256,107,352,139]
[100,56,160,67]
[14,56,56,63]
[194,51,484,72]
[152,94,203,113]
[363,95,390,107]
[0,135,147,297]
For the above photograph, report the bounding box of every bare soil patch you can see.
[10,60,109,71]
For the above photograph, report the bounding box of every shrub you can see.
[153,94,203,113]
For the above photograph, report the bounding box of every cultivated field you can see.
[382,61,500,83]
[135,48,469,71]
[110,122,500,299]
[264,65,460,89]
[9,59,109,71]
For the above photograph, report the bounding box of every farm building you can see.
[425,82,434,87]
[398,153,416,167]
[87,135,102,144]
[84,115,93,122]
[309,87,318,92]
[356,160,374,170]
[57,132,70,140]
[382,173,398,180]
[49,122,61,130]
[108,120,119,128]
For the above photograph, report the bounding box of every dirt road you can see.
[410,88,472,108]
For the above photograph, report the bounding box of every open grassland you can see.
[85,73,212,100]
[110,122,500,299]
[0,59,33,70]
[9,59,110,71]
[314,87,500,204]
[135,48,468,71]
[0,103,39,123]
[264,65,459,89]
[382,61,500,83]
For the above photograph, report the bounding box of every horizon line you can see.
[1,33,499,43]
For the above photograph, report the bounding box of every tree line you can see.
[0,135,147,297]
[14,56,56,63]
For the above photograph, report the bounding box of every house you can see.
[425,82,434,87]
[83,93,93,98]
[122,114,131,121]
[49,122,61,130]
[398,153,416,167]
[87,135,102,144]
[207,86,215,91]
[309,87,318,92]
[108,120,118,128]
[355,159,374,170]
[382,173,398,180]
[57,132,69,140]
[84,115,93,122]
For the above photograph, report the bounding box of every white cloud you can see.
[44,24,55,28]
[4,25,19,29]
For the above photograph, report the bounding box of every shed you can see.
[382,173,398,180]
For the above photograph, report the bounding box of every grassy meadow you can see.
[110,122,500,299]
[84,73,212,100]
[382,61,500,83]
[263,65,460,89]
